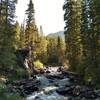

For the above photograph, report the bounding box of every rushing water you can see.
[26,67,70,100]
[26,67,100,100]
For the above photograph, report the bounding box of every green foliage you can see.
[80,0,100,85]
[0,0,17,68]
[46,37,66,65]
[63,0,82,73]
[63,0,100,86]
[57,36,66,65]
[0,82,6,96]
[19,24,25,49]
[16,68,28,79]
[5,94,24,100]
[47,37,58,64]
[0,93,25,100]
[14,21,21,49]
[25,0,39,46]
[34,37,48,64]
[0,81,24,100]
[33,60,44,69]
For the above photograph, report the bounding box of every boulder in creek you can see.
[46,74,64,80]
[56,86,75,95]
[94,89,100,97]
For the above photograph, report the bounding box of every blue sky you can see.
[16,0,65,35]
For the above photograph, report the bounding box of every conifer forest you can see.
[0,0,100,100]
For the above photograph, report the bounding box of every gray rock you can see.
[95,89,100,97]
[57,78,70,87]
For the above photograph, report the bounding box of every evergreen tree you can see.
[34,37,48,64]
[80,0,100,85]
[39,26,44,37]
[83,0,100,84]
[25,0,38,46]
[90,0,100,83]
[14,21,21,49]
[0,0,17,67]
[80,0,90,76]
[47,37,58,65]
[0,0,3,28]
[19,24,25,49]
[57,36,65,65]
[63,0,82,73]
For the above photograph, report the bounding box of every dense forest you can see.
[63,0,100,86]
[0,0,100,99]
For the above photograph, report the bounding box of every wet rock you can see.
[24,86,39,95]
[56,86,74,95]
[33,68,41,74]
[62,71,83,84]
[95,89,100,97]
[43,86,58,94]
[81,90,96,99]
[38,76,50,88]
[72,85,81,96]
[34,96,40,100]
[57,66,63,72]
[7,78,41,96]
[39,69,45,74]
[46,74,64,80]
[46,70,51,73]
[57,78,70,87]
[22,80,40,94]
[78,86,96,99]
[95,97,100,100]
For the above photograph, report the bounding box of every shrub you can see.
[0,93,25,100]
[0,82,6,96]
[33,60,44,69]
[16,68,28,79]
[0,82,25,100]
[6,94,25,100]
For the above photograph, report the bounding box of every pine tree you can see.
[34,37,48,64]
[40,26,44,37]
[0,0,3,27]
[25,0,38,46]
[57,36,65,65]
[83,0,100,84]
[63,0,82,73]
[14,21,21,49]
[0,0,17,67]
[19,24,25,49]
[80,0,90,77]
[47,37,58,65]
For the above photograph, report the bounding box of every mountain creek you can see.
[6,67,100,100]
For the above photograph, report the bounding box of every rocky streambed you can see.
[6,67,100,100]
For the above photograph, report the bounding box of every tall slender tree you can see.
[14,21,21,49]
[19,24,25,49]
[57,36,65,65]
[80,0,90,77]
[83,0,100,84]
[25,0,38,46]
[40,26,44,37]
[63,0,82,73]
[64,0,100,85]
[80,0,100,84]
[0,0,17,67]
